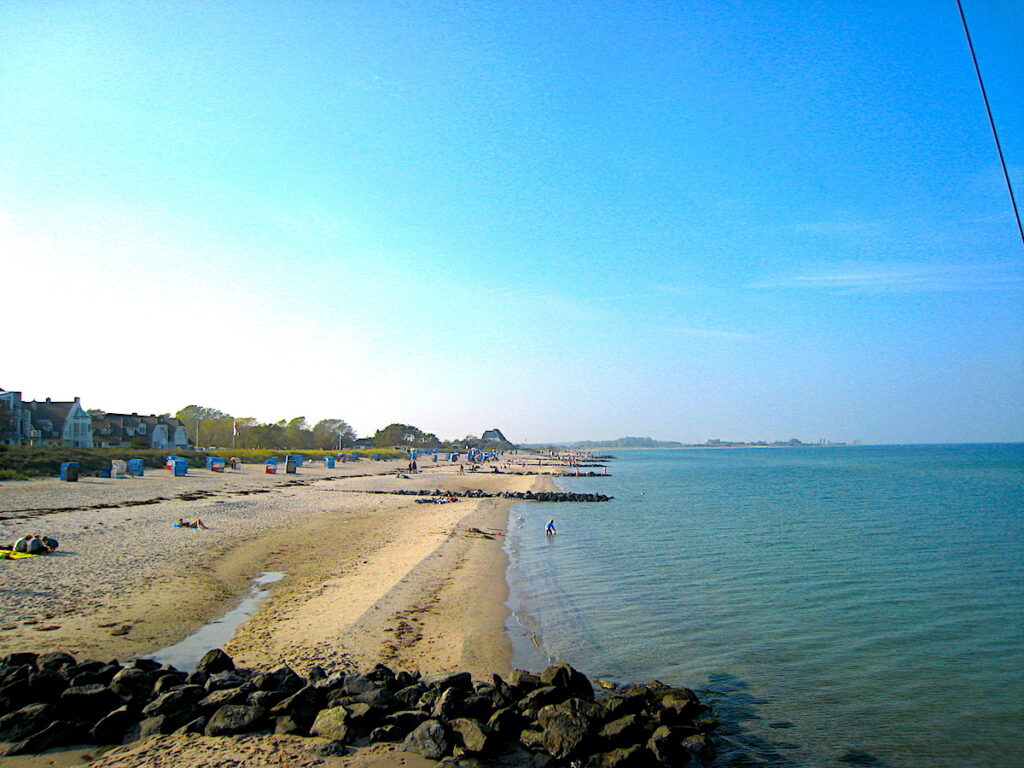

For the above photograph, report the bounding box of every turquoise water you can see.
[505,445,1024,767]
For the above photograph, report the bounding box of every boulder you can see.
[205,671,249,693]
[195,649,235,675]
[537,707,594,760]
[152,672,188,695]
[141,686,204,718]
[431,687,465,720]
[59,683,122,719]
[602,694,647,720]
[384,709,430,733]
[1,719,77,756]
[680,733,716,761]
[309,705,351,742]
[174,716,208,736]
[130,658,163,673]
[90,706,136,744]
[586,744,650,767]
[248,689,285,710]
[403,718,450,760]
[647,725,686,765]
[421,671,472,693]
[518,685,568,713]
[540,663,594,700]
[369,724,405,743]
[1,653,38,669]
[0,702,55,741]
[599,714,648,747]
[267,665,304,696]
[27,669,68,702]
[204,704,266,736]
[395,683,427,708]
[110,668,154,707]
[270,685,325,730]
[36,652,76,671]
[274,715,304,735]
[449,717,495,755]
[197,688,249,713]
[460,694,495,721]
[505,669,541,693]
[487,707,526,740]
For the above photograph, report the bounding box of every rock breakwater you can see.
[0,649,716,766]
[357,489,613,502]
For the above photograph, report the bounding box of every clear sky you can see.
[2,1,1022,444]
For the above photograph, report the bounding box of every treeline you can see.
[175,407,514,451]
[176,406,356,450]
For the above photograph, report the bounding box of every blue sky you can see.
[2,1,1021,444]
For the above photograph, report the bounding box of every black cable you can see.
[956,0,1024,249]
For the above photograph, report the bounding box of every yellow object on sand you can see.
[0,549,40,559]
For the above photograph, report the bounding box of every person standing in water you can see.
[545,519,557,536]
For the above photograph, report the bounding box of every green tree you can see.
[312,419,356,450]
[373,423,441,448]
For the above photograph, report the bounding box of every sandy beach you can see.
[0,456,562,766]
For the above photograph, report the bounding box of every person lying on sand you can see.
[11,534,58,554]
[174,518,208,529]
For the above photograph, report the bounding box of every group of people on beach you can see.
[6,534,59,555]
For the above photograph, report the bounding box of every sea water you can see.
[505,445,1024,767]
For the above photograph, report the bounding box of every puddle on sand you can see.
[149,571,285,672]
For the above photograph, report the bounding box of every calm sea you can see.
[504,445,1024,767]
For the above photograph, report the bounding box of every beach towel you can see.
[0,549,41,559]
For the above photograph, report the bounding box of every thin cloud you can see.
[755,260,1024,293]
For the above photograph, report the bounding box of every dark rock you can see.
[432,687,465,720]
[421,670,472,693]
[62,660,106,681]
[506,669,541,694]
[267,665,304,695]
[69,671,107,688]
[586,744,650,767]
[307,666,327,686]
[648,725,687,765]
[518,685,568,713]
[130,658,163,672]
[538,697,606,727]
[2,653,38,669]
[197,688,249,713]
[403,718,450,760]
[152,672,188,695]
[384,709,430,733]
[354,686,401,716]
[519,727,546,752]
[110,667,154,707]
[269,685,324,729]
[0,702,55,741]
[2,719,77,756]
[394,670,419,689]
[449,717,495,755]
[659,689,701,723]
[141,686,204,717]
[307,739,349,757]
[60,683,121,718]
[185,670,208,687]
[342,673,379,696]
[205,671,248,693]
[27,669,68,702]
[369,724,405,743]
[174,716,208,736]
[365,662,396,687]
[696,716,720,733]
[460,694,494,721]
[36,652,76,671]
[274,715,304,735]
[204,704,266,736]
[195,648,235,675]
[248,689,285,710]
[680,733,716,761]
[309,705,351,741]
[601,694,647,719]
[395,683,427,708]
[540,663,594,700]
[90,706,136,744]
[536,706,595,760]
[138,710,195,737]
[599,714,648,747]
[487,707,526,740]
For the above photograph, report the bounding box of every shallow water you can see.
[505,445,1024,767]
[149,571,285,672]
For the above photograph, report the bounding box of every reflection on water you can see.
[149,571,284,672]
